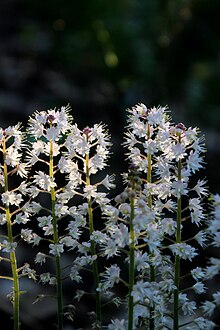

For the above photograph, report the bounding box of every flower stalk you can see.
[173,136,182,330]
[147,123,155,330]
[50,137,63,330]
[128,193,135,330]
[2,135,20,330]
[85,147,102,328]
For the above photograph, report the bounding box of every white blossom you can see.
[191,267,205,281]
[108,318,126,330]
[192,282,206,294]
[35,252,47,265]
[33,171,56,191]
[182,300,197,315]
[188,317,215,330]
[49,243,64,256]
[169,243,197,260]
[2,240,17,253]
[201,301,216,317]
[102,265,120,288]
[1,191,23,206]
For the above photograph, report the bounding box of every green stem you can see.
[147,124,152,210]
[147,124,155,330]
[173,155,182,330]
[50,139,63,330]
[85,153,101,328]
[128,195,135,330]
[2,137,20,330]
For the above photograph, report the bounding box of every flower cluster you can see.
[100,104,216,329]
[0,124,37,329]
[0,103,220,330]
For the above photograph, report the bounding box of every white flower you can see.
[49,243,64,256]
[1,191,23,206]
[18,181,29,194]
[171,180,188,198]
[182,300,197,315]
[31,140,45,156]
[16,163,29,178]
[27,202,42,214]
[55,203,69,217]
[188,317,215,330]
[101,239,119,258]
[213,291,220,305]
[103,265,120,288]
[169,243,197,261]
[147,106,167,126]
[194,231,208,247]
[189,198,203,212]
[159,279,176,293]
[131,280,155,304]
[189,198,206,225]
[33,171,56,191]
[135,251,150,271]
[143,139,158,155]
[108,318,126,330]
[75,255,97,267]
[192,282,206,294]
[5,147,21,166]
[14,212,30,224]
[83,185,97,199]
[192,179,208,197]
[119,203,131,215]
[90,231,108,244]
[43,224,54,235]
[191,267,205,281]
[44,141,60,156]
[21,263,37,280]
[21,229,33,242]
[106,223,129,248]
[211,232,220,247]
[37,215,52,228]
[40,272,52,284]
[100,174,115,190]
[21,229,41,246]
[161,218,176,235]
[58,157,77,173]
[69,266,82,283]
[59,236,77,249]
[0,214,7,225]
[155,159,172,179]
[35,252,47,265]
[201,301,216,317]
[171,142,186,161]
[2,240,17,252]
[74,290,85,302]
[187,151,204,173]
[205,257,220,279]
[45,127,60,141]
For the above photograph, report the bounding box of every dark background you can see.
[1,0,220,328]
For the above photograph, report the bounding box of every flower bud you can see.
[47,114,56,123]
[176,123,186,131]
[83,127,91,136]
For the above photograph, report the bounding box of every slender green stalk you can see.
[49,139,63,330]
[147,123,155,330]
[2,136,20,330]
[85,152,102,328]
[147,124,152,210]
[173,150,182,330]
[128,195,135,330]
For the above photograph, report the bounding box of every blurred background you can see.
[1,0,220,328]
